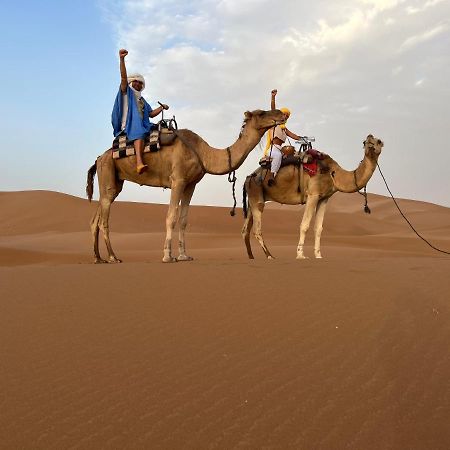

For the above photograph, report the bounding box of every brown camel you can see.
[242,134,384,259]
[86,109,286,263]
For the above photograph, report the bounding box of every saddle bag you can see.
[281,145,295,157]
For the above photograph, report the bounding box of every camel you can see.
[86,108,286,263]
[241,134,384,259]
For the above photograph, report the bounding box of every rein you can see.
[226,146,237,216]
[353,169,371,214]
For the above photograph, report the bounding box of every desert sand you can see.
[1,189,450,449]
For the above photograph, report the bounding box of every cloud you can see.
[406,0,446,15]
[399,23,449,52]
[99,0,450,207]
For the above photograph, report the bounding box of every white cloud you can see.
[99,0,450,207]
[406,0,446,14]
[399,23,449,52]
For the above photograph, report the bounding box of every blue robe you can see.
[111,86,153,141]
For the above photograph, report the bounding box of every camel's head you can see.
[243,109,287,132]
[363,134,384,160]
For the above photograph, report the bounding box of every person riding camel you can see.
[111,49,169,174]
[264,89,302,186]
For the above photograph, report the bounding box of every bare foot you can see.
[137,164,148,174]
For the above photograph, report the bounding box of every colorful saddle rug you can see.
[112,131,160,160]
[259,149,327,177]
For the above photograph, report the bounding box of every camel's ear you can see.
[244,111,253,120]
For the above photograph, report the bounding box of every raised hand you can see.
[271,89,278,97]
[119,49,128,59]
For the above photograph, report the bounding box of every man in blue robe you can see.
[111,49,169,174]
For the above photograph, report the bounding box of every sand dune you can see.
[1,190,450,449]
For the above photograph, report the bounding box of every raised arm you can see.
[271,89,277,110]
[119,49,128,94]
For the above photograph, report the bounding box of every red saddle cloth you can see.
[303,149,325,176]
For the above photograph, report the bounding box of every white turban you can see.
[127,73,145,90]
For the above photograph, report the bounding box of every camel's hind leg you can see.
[241,209,254,259]
[242,175,273,259]
[177,183,196,262]
[90,205,106,264]
[93,155,124,263]
[99,192,122,263]
[252,202,274,260]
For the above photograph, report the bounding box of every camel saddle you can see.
[111,127,177,160]
[259,149,328,176]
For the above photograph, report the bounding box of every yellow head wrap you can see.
[264,107,291,155]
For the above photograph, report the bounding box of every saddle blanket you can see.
[112,131,160,159]
[259,149,326,177]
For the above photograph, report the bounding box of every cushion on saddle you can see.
[259,149,326,176]
[112,131,160,160]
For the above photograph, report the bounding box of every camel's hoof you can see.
[108,257,122,264]
[267,255,275,260]
[315,255,323,259]
[296,255,308,260]
[162,256,178,263]
[177,255,194,262]
[94,258,108,264]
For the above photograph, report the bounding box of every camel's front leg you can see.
[313,198,328,258]
[296,195,319,259]
[163,183,184,263]
[177,183,196,261]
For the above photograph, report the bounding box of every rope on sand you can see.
[377,163,450,256]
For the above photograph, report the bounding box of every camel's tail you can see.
[242,176,250,218]
[86,161,97,202]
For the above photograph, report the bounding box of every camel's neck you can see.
[328,152,378,193]
[195,126,264,175]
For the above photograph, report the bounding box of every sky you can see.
[1,0,450,207]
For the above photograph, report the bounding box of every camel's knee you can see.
[166,214,178,230]
[314,225,323,235]
[241,220,252,237]
[254,231,264,243]
[90,213,99,228]
[99,223,110,234]
[300,223,310,235]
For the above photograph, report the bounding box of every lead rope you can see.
[353,169,371,214]
[376,163,450,255]
[226,147,237,216]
